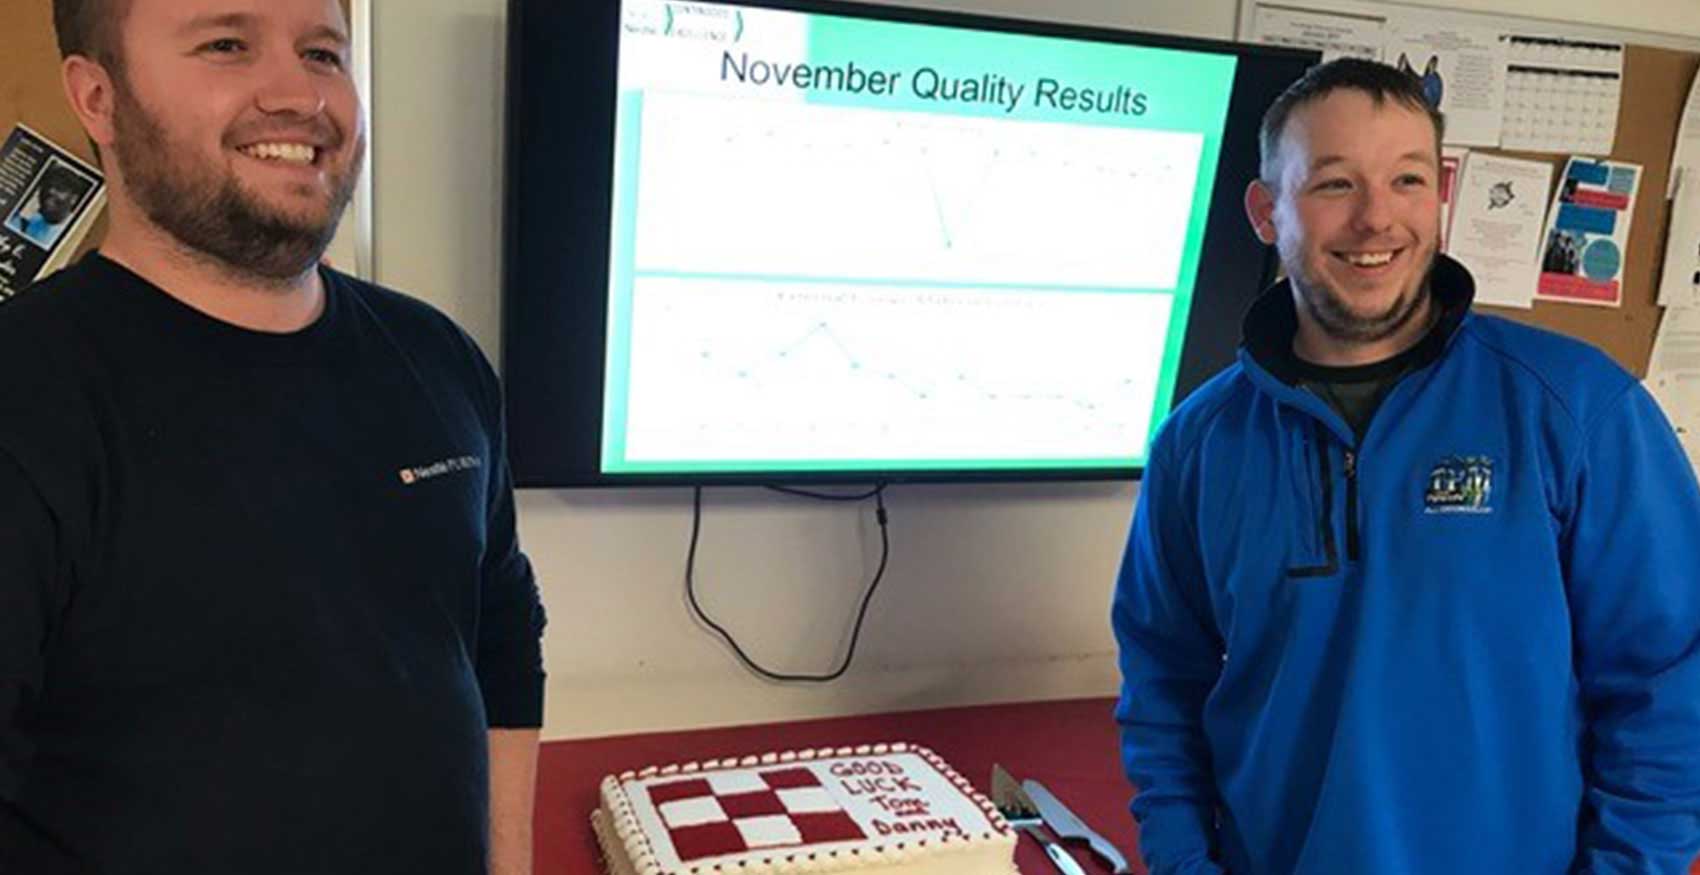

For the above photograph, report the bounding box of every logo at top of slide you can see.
[625,2,747,43]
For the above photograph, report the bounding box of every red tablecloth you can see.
[536,697,1137,874]
[535,696,1700,874]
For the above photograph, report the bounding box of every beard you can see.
[1283,245,1435,345]
[110,80,363,283]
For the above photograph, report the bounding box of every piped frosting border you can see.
[597,742,1014,875]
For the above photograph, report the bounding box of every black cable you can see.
[685,484,891,683]
[763,484,885,502]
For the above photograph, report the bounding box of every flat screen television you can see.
[502,0,1316,486]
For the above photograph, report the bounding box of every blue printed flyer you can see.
[1536,156,1641,307]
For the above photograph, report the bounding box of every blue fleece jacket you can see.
[1113,256,1700,875]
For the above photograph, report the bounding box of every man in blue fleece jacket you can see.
[1113,58,1700,875]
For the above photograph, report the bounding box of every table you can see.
[535,696,1700,874]
[535,697,1138,874]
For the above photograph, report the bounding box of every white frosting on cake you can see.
[594,742,1017,875]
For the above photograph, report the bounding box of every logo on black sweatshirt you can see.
[1424,455,1493,514]
[399,455,482,485]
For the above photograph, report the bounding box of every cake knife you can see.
[1022,779,1131,875]
[990,765,1087,875]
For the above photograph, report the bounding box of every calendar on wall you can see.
[1502,36,1623,155]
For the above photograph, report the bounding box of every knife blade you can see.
[1022,779,1130,875]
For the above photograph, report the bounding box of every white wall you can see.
[371,0,1700,740]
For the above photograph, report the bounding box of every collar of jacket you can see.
[1238,252,1477,392]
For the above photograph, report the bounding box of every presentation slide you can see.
[602,1,1238,473]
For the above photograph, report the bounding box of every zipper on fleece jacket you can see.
[1343,447,1359,561]
[1287,421,1340,578]
[1289,422,1363,576]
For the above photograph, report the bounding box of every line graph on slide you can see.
[621,277,1173,461]
[732,321,1123,411]
[631,91,1207,290]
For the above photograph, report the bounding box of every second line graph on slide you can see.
[622,278,1174,461]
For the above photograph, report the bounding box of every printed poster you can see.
[1247,4,1385,62]
[1447,153,1552,309]
[0,124,106,299]
[1658,68,1700,308]
[1383,21,1506,147]
[1536,157,1640,307]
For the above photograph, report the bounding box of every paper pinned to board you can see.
[1383,22,1506,147]
[1500,35,1623,155]
[1644,306,1700,471]
[1536,157,1640,307]
[0,124,107,300]
[1247,5,1386,62]
[1445,152,1552,309]
[1657,69,1700,309]
[1439,146,1467,251]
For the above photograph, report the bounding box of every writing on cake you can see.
[831,758,968,840]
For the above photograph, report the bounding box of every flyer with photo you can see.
[1383,22,1506,147]
[1536,156,1640,307]
[0,124,106,300]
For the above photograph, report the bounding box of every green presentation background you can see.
[603,5,1238,474]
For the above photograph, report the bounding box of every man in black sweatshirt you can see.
[0,1,549,873]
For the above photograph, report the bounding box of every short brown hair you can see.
[1259,58,1445,185]
[52,0,130,69]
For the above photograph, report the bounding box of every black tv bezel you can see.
[501,0,1316,488]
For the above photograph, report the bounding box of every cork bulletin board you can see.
[1476,45,1700,378]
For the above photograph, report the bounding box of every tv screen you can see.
[503,0,1315,486]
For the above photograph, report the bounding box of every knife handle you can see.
[1042,840,1089,875]
[1084,832,1131,874]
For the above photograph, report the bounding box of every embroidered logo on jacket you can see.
[1424,455,1494,514]
[399,455,482,485]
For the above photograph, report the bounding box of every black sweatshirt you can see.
[0,254,547,875]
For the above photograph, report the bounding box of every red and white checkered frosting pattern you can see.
[600,743,1012,874]
[645,764,866,861]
